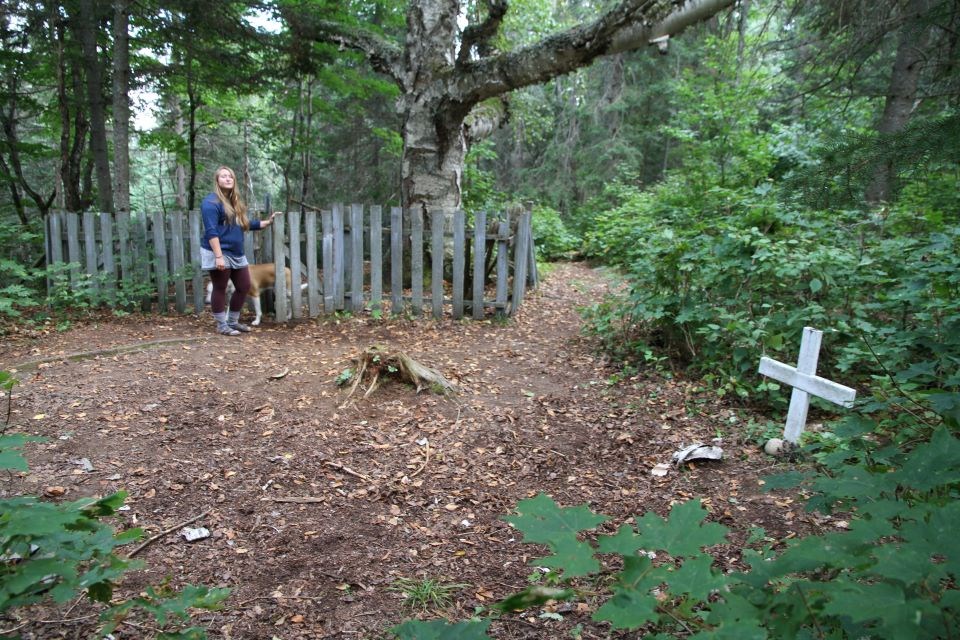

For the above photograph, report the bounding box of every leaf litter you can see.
[0,263,822,639]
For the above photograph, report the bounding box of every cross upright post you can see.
[758,327,857,444]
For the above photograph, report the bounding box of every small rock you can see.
[180,526,211,542]
[764,438,786,456]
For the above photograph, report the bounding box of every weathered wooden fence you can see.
[43,205,538,320]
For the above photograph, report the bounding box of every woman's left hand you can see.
[269,211,282,222]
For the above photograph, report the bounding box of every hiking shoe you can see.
[228,322,252,333]
[218,325,241,336]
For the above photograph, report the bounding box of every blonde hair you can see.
[213,166,249,230]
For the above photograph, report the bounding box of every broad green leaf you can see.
[927,392,960,426]
[532,535,601,577]
[505,493,606,577]
[663,554,730,601]
[897,427,960,491]
[391,618,491,640]
[597,523,642,556]
[505,494,607,544]
[820,581,905,624]
[593,589,658,630]
[635,500,728,557]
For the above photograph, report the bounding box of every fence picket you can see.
[512,212,530,315]
[431,210,444,319]
[100,212,116,302]
[272,212,287,322]
[411,208,423,316]
[453,209,466,319]
[495,216,509,317]
[151,212,167,312]
[351,203,364,312]
[471,210,485,320]
[370,205,383,314]
[333,203,345,310]
[289,209,302,319]
[390,207,403,314]
[170,212,186,313]
[117,212,131,297]
[322,210,334,313]
[189,211,203,313]
[83,212,99,293]
[306,209,320,317]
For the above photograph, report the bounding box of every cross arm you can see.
[759,357,857,408]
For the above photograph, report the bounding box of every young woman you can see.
[200,165,280,335]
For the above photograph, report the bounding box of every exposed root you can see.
[339,346,455,401]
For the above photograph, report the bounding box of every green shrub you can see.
[530,204,579,260]
[582,192,960,403]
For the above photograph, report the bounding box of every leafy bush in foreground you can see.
[393,398,960,638]
[0,372,230,638]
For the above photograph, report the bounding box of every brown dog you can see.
[206,263,305,325]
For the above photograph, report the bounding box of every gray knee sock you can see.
[213,311,228,328]
[227,310,240,325]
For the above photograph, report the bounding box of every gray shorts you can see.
[201,247,249,271]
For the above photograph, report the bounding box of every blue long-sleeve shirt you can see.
[200,193,262,257]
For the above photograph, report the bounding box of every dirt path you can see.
[0,263,809,639]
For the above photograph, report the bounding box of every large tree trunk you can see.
[398,0,464,214]
[111,0,131,214]
[78,0,113,213]
[865,0,935,204]
[55,12,90,212]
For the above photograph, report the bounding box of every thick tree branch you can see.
[457,0,509,66]
[282,8,403,83]
[457,0,736,103]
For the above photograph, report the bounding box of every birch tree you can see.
[282,0,736,214]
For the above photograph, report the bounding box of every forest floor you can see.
[0,262,831,639]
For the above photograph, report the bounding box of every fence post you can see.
[495,214,509,318]
[351,203,364,312]
[117,211,131,302]
[47,212,64,294]
[170,212,186,313]
[453,209,466,319]
[331,204,344,310]
[431,208,444,319]
[370,205,383,315]
[306,209,320,318]
[390,207,403,314]
[511,211,531,315]
[527,216,539,289]
[273,211,287,322]
[289,208,302,319]
[83,211,99,295]
[99,212,116,303]
[322,209,335,313]
[65,212,81,286]
[189,211,203,313]
[470,210,485,320]
[411,208,423,316]
[152,212,168,312]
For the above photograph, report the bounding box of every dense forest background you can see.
[1,0,958,403]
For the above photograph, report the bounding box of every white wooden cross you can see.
[758,327,857,443]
